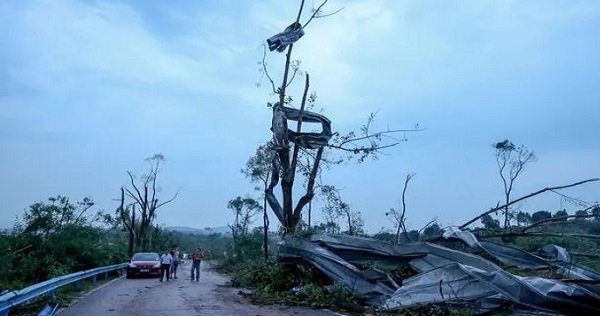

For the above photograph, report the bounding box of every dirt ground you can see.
[57,261,340,316]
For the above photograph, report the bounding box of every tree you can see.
[242,144,275,261]
[8,196,125,286]
[575,210,589,222]
[481,214,501,230]
[116,188,137,257]
[386,174,414,243]
[592,205,600,221]
[320,185,364,236]
[531,210,552,223]
[516,211,531,227]
[123,154,178,251]
[553,210,569,219]
[227,197,261,242]
[21,195,94,237]
[262,0,421,234]
[494,140,536,229]
[422,223,442,238]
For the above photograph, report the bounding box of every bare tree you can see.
[494,140,536,229]
[386,173,414,243]
[263,0,422,234]
[124,154,178,250]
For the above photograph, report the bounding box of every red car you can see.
[126,252,161,278]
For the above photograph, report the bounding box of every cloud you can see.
[1,0,599,233]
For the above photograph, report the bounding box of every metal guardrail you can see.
[0,263,127,316]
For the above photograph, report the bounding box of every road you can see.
[58,261,338,316]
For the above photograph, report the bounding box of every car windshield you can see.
[131,253,159,261]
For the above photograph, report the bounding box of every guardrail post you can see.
[1,308,10,316]
[74,280,82,291]
[104,272,109,280]
[92,275,97,284]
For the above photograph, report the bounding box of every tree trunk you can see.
[263,187,269,262]
[308,200,312,228]
[504,194,510,229]
[128,205,137,257]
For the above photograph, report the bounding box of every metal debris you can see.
[278,231,600,314]
[267,22,305,52]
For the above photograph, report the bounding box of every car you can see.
[126,252,161,278]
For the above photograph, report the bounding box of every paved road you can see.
[58,262,338,316]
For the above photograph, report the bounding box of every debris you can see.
[270,102,333,150]
[278,232,600,314]
[238,289,252,297]
[267,22,305,52]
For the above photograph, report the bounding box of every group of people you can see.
[159,247,204,282]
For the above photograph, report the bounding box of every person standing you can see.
[159,249,173,282]
[171,247,181,279]
[190,247,203,281]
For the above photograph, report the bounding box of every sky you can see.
[1,0,599,233]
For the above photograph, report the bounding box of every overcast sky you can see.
[1,0,599,233]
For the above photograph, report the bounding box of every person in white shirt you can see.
[159,249,173,282]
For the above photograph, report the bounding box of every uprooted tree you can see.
[117,154,178,253]
[262,0,421,234]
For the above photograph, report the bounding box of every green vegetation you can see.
[0,195,178,292]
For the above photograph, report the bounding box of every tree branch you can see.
[155,191,179,209]
[261,44,278,94]
[293,147,324,222]
[303,0,331,28]
[459,178,600,229]
[127,171,145,208]
[289,74,310,184]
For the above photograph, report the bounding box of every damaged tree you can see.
[494,140,536,229]
[117,187,136,257]
[386,173,414,243]
[123,154,178,251]
[263,0,421,234]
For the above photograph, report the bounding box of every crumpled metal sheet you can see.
[267,22,304,52]
[384,263,600,314]
[279,233,600,315]
[278,237,396,303]
[442,228,600,281]
[311,234,501,273]
[382,263,500,312]
[542,244,571,263]
[269,102,332,150]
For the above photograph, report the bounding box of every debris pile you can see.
[278,230,600,314]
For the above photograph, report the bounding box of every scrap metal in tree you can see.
[263,0,422,233]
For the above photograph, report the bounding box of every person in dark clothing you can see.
[171,247,181,279]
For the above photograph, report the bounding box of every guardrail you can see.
[0,263,127,316]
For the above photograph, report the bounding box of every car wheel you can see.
[126,273,132,279]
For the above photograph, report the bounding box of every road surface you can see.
[58,261,338,316]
